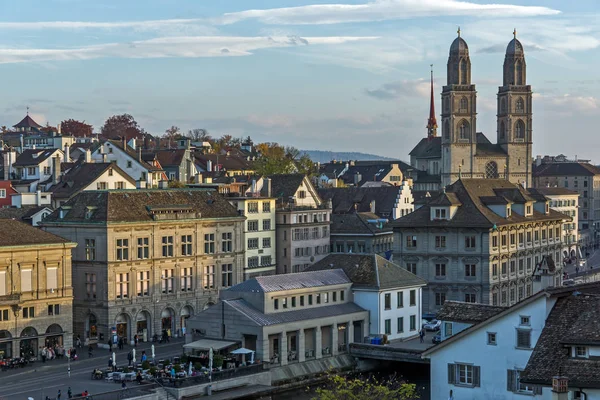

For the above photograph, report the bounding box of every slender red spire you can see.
[427,65,438,139]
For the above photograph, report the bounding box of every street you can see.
[0,338,185,400]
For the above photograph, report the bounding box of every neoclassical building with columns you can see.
[42,189,245,344]
[410,30,533,190]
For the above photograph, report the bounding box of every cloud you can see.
[477,42,545,54]
[365,79,431,100]
[0,35,378,64]
[535,93,599,116]
[0,19,203,30]
[219,0,560,26]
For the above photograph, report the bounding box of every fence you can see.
[157,363,265,388]
[70,382,158,400]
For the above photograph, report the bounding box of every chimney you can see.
[52,155,61,185]
[138,147,142,163]
[85,148,91,163]
[370,200,376,214]
[354,172,362,186]
[206,160,213,172]
[264,178,272,197]
[64,144,70,162]
[551,376,568,400]
[36,190,42,206]
[186,138,191,150]
[251,179,257,195]
[57,123,62,135]
[122,136,126,149]
[536,155,542,167]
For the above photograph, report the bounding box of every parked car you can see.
[432,332,442,344]
[563,279,575,286]
[423,319,441,331]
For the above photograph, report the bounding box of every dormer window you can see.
[575,346,588,358]
[507,207,512,217]
[526,205,532,216]
[435,208,447,219]
[545,203,549,214]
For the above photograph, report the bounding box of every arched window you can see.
[501,98,507,114]
[515,120,525,140]
[485,162,499,179]
[500,121,506,140]
[459,121,470,140]
[460,97,468,112]
[516,61,523,85]
[516,98,524,113]
[460,59,468,85]
[444,120,450,139]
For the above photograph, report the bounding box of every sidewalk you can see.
[0,337,186,380]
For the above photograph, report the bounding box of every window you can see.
[406,263,416,274]
[516,328,531,349]
[465,236,476,249]
[332,291,337,302]
[444,322,453,336]
[502,262,507,275]
[203,265,215,289]
[85,239,96,261]
[20,268,32,292]
[204,234,215,254]
[114,181,125,190]
[465,264,476,277]
[575,346,588,358]
[274,299,279,310]
[458,121,470,140]
[384,293,391,310]
[221,264,233,287]
[520,316,530,326]
[248,202,258,213]
[300,296,305,306]
[127,160,132,168]
[510,260,516,274]
[397,292,404,308]
[248,257,259,268]
[316,293,321,304]
[515,120,525,139]
[262,202,271,212]
[384,319,391,335]
[406,235,417,248]
[397,317,404,333]
[435,236,446,248]
[137,271,150,296]
[492,263,498,277]
[297,190,306,199]
[43,166,51,175]
[0,309,8,321]
[162,269,174,293]
[116,273,129,298]
[308,294,313,305]
[162,236,174,257]
[27,167,36,175]
[435,263,446,277]
[464,293,476,303]
[340,290,345,301]
[116,239,129,261]
[262,219,271,231]
[248,220,259,232]
[501,234,507,247]
[86,273,96,299]
[322,226,328,237]
[435,292,446,306]
[410,289,416,306]
[261,256,272,266]
[137,237,149,259]
[409,315,416,331]
[453,364,477,386]
[47,304,60,316]
[181,267,193,291]
[47,267,58,290]
[435,208,447,219]
[221,232,232,253]
[259,238,271,249]
[247,238,259,250]
[22,306,34,319]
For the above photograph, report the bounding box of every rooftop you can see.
[330,212,392,235]
[226,269,350,293]
[436,301,507,324]
[533,162,600,177]
[0,219,70,247]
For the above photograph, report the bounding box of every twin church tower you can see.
[411,29,532,189]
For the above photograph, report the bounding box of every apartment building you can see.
[0,220,76,358]
[41,189,245,344]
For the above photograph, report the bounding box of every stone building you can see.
[410,30,533,189]
[0,220,76,358]
[392,179,569,312]
[269,174,331,274]
[41,189,245,344]
[329,212,393,256]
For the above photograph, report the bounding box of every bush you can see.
[149,367,157,376]
[174,364,182,373]
[180,354,188,364]
[142,361,150,370]
[213,354,224,369]
[194,362,203,371]
[122,367,129,373]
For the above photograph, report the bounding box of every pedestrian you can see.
[108,338,112,352]
[88,344,93,358]
[576,266,580,274]
[127,351,133,367]
[76,335,82,348]
[448,389,454,400]
[67,387,72,399]
[419,329,424,343]
[141,351,147,363]
[108,357,113,369]
[57,389,62,400]
[167,328,171,342]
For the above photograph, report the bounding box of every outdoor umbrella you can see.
[112,352,116,368]
[151,344,155,362]
[132,348,136,365]
[188,361,193,376]
[208,347,213,371]
[250,351,255,364]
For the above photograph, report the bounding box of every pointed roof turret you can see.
[427,65,438,139]
[13,114,42,130]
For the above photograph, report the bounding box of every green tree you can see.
[254,142,297,176]
[314,375,419,400]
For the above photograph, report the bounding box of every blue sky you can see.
[0,0,599,159]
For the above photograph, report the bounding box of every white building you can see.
[13,149,65,191]
[307,254,426,341]
[436,301,507,342]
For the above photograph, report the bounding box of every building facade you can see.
[0,220,76,359]
[329,212,393,256]
[392,179,569,312]
[187,270,369,365]
[270,174,332,274]
[41,189,245,344]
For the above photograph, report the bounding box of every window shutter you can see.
[447,363,456,384]
[0,271,5,296]
[507,369,516,392]
[473,366,481,387]
[47,267,58,290]
[533,385,542,395]
[21,269,32,292]
[517,329,532,348]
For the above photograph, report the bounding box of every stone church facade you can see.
[410,31,533,190]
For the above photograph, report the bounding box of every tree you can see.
[163,125,180,149]
[60,119,93,137]
[254,142,297,176]
[186,128,212,143]
[100,114,145,139]
[314,375,419,400]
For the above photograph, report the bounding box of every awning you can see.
[183,339,237,351]
[230,347,254,355]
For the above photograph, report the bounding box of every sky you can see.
[0,0,599,159]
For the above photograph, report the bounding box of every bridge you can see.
[349,343,430,364]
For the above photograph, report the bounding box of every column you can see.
[261,337,270,364]
[280,332,288,366]
[332,323,339,356]
[348,321,355,346]
[315,326,322,359]
[298,329,305,362]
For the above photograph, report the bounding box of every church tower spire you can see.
[427,65,438,139]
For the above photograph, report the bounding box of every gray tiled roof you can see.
[317,186,401,219]
[330,212,392,235]
[267,174,306,201]
[0,219,70,246]
[225,299,366,326]
[306,254,427,290]
[436,301,507,324]
[14,149,59,166]
[226,269,350,293]
[533,162,600,177]
[528,187,579,196]
[409,137,441,159]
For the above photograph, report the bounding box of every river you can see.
[248,362,430,400]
